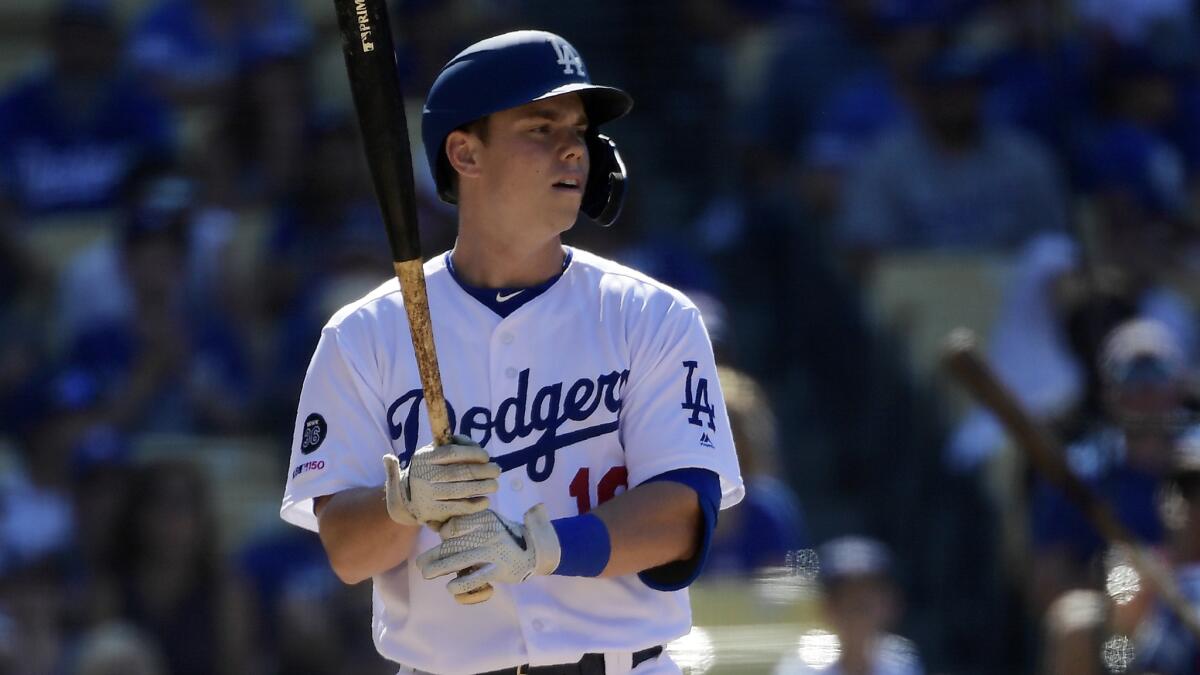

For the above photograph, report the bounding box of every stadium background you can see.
[1,0,1198,673]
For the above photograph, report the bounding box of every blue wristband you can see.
[550,513,611,577]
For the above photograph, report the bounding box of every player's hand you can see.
[415,504,562,605]
[382,435,500,527]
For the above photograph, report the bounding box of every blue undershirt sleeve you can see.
[636,467,721,591]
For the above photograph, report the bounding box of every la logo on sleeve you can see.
[680,361,716,431]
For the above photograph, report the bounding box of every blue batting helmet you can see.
[421,30,633,225]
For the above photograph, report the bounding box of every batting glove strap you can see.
[382,434,500,526]
[416,504,562,600]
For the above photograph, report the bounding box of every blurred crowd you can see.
[2,0,1200,673]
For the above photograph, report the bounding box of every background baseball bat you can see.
[333,0,450,447]
[940,328,1200,641]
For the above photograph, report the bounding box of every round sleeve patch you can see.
[300,413,328,454]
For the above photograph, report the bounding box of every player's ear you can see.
[445,130,483,180]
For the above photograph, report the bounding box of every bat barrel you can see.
[334,0,422,264]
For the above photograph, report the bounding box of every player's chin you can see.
[548,192,583,229]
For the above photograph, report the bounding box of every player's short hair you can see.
[442,116,491,202]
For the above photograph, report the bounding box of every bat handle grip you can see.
[394,260,452,447]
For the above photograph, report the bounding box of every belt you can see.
[477,645,663,675]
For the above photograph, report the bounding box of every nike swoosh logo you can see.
[496,290,524,302]
[499,518,528,550]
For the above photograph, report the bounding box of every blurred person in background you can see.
[706,364,807,575]
[102,458,254,675]
[56,167,252,434]
[775,536,923,675]
[1041,425,1200,675]
[1031,319,1192,616]
[962,0,1082,152]
[800,0,948,180]
[272,572,396,675]
[780,0,949,310]
[1121,427,1200,674]
[838,45,1069,280]
[745,0,937,180]
[198,51,312,206]
[57,163,240,350]
[1071,46,1200,370]
[947,233,1085,472]
[0,0,174,217]
[237,489,395,674]
[255,112,396,432]
[0,375,106,577]
[127,0,310,106]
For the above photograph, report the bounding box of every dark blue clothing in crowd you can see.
[66,309,251,433]
[0,71,172,214]
[1134,564,1200,675]
[1077,121,1188,216]
[707,475,806,574]
[804,68,910,166]
[129,0,311,86]
[1030,461,1165,566]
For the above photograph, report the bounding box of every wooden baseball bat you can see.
[941,328,1200,641]
[333,0,450,447]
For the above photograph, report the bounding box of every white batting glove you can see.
[415,504,562,605]
[382,435,500,527]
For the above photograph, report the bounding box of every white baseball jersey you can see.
[280,247,745,675]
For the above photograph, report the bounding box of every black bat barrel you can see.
[333,0,422,263]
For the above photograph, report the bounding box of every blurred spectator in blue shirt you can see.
[128,0,311,105]
[1123,429,1200,674]
[1071,48,1200,367]
[745,0,941,179]
[839,46,1069,278]
[789,0,943,244]
[1042,424,1200,675]
[706,365,807,575]
[1076,47,1187,215]
[58,169,252,434]
[0,1,174,216]
[965,0,1090,154]
[775,536,924,674]
[801,0,950,171]
[1030,319,1187,614]
[57,163,239,349]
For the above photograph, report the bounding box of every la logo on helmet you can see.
[552,39,585,77]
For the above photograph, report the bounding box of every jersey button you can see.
[531,619,545,632]
[511,478,523,491]
[501,332,514,345]
[505,367,517,379]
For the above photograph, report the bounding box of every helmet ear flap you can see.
[581,132,627,227]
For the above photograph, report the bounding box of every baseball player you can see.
[280,31,744,675]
